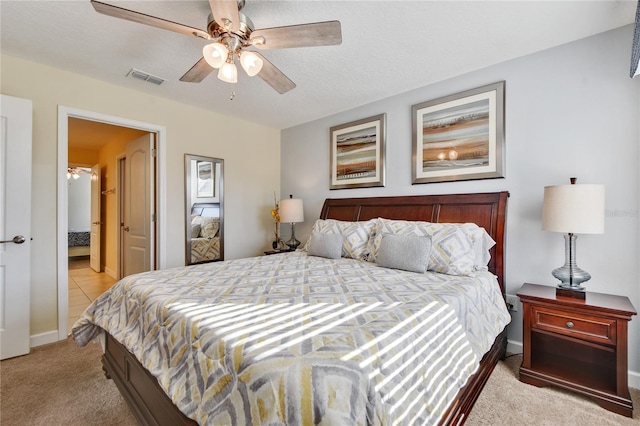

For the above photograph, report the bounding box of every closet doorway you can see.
[57,106,166,340]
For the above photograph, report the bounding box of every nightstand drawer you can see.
[531,306,616,345]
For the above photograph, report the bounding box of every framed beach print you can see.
[196,161,215,198]
[412,81,505,184]
[330,113,386,190]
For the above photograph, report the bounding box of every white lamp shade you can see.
[542,184,605,234]
[217,61,238,83]
[202,42,228,69]
[240,51,263,77]
[279,198,304,223]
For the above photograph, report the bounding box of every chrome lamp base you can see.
[552,233,590,294]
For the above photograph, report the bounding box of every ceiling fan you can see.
[90,0,342,94]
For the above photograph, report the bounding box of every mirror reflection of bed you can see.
[185,154,224,265]
[189,203,221,264]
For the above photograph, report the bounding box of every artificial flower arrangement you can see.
[271,193,286,250]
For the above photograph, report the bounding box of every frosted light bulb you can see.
[202,43,228,69]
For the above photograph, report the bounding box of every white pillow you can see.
[302,219,376,260]
[459,223,496,271]
[199,217,220,239]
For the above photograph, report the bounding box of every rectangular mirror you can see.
[185,154,224,265]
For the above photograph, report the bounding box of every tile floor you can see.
[68,257,117,334]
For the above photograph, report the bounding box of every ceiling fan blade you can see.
[91,0,210,39]
[208,0,241,32]
[251,21,342,50]
[179,58,214,83]
[255,53,296,94]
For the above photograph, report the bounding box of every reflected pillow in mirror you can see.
[376,233,432,273]
[307,232,343,259]
[200,217,220,239]
[191,223,201,238]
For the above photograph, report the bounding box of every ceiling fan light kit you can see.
[90,0,342,94]
[218,60,238,84]
[240,51,263,77]
[202,42,228,69]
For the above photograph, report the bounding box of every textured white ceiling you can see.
[1,1,636,129]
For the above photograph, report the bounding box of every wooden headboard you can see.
[319,191,509,293]
[191,202,220,218]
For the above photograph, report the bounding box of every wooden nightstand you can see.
[263,249,294,255]
[517,283,637,417]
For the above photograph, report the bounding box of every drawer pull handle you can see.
[566,321,574,328]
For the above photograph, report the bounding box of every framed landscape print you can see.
[412,81,505,184]
[196,161,215,198]
[330,113,386,190]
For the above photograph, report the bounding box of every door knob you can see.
[124,226,130,232]
[0,235,26,244]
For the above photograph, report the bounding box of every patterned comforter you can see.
[191,236,221,263]
[73,251,510,425]
[68,230,90,247]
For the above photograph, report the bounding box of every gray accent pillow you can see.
[190,224,201,238]
[307,232,343,259]
[376,233,432,273]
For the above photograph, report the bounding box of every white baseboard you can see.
[506,339,640,390]
[629,370,640,390]
[506,339,523,356]
[30,330,61,348]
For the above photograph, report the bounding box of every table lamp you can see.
[279,195,304,250]
[542,177,605,298]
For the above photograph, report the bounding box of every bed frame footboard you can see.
[102,333,197,425]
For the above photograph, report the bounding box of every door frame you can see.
[116,153,126,280]
[57,106,167,341]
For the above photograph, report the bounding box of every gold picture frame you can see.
[330,113,386,190]
[412,82,505,184]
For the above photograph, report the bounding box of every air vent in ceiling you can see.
[126,68,165,85]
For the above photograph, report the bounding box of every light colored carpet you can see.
[0,337,137,426]
[467,354,640,425]
[1,338,638,425]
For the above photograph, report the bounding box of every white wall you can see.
[1,55,281,337]
[67,172,91,231]
[281,25,640,377]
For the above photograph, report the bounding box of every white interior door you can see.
[89,164,101,272]
[0,94,32,360]
[123,134,155,276]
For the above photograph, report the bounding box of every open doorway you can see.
[57,106,167,340]
[67,119,153,332]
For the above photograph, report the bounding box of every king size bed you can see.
[73,191,510,425]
